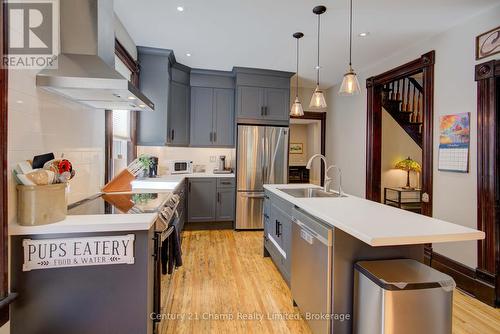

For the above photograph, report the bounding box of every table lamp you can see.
[395,157,421,189]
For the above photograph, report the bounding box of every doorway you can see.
[289,111,326,185]
[366,51,435,218]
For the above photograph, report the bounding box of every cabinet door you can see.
[137,53,169,145]
[216,187,235,221]
[168,82,190,146]
[187,178,217,222]
[190,87,214,147]
[237,86,264,119]
[213,88,235,147]
[264,88,289,121]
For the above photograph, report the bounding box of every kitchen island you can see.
[263,183,484,334]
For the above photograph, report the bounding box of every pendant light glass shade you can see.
[290,96,304,116]
[309,86,327,109]
[339,67,361,96]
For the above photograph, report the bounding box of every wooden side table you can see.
[384,187,422,213]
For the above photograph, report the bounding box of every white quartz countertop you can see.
[264,183,485,247]
[10,173,234,236]
[9,213,158,236]
[131,172,234,191]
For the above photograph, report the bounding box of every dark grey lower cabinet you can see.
[187,178,235,223]
[187,178,217,222]
[263,190,292,285]
[216,188,235,221]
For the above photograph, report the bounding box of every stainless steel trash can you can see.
[353,259,455,334]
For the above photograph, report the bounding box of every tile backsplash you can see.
[137,146,236,175]
[8,69,105,223]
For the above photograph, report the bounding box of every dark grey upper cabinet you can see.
[213,88,234,146]
[234,67,294,125]
[137,47,191,146]
[265,88,289,120]
[190,70,235,147]
[137,48,171,146]
[190,87,214,146]
[187,178,217,222]
[237,86,263,119]
[168,80,190,146]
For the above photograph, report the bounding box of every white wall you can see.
[381,109,423,200]
[137,146,236,175]
[325,5,500,268]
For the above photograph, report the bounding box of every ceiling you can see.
[114,0,499,88]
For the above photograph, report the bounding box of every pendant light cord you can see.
[316,13,321,86]
[296,37,299,98]
[349,0,353,67]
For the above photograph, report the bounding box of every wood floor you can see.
[159,230,500,334]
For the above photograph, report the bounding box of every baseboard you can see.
[430,251,497,307]
[184,221,234,230]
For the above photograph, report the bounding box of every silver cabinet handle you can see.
[213,132,217,142]
[242,193,265,199]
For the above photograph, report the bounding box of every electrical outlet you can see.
[210,156,216,162]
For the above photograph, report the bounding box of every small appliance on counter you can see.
[213,155,233,174]
[148,156,159,177]
[169,160,193,174]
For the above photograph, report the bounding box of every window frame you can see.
[105,39,140,183]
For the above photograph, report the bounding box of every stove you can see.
[67,192,172,216]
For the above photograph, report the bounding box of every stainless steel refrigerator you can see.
[236,125,289,229]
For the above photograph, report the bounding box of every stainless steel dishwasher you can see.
[291,208,333,334]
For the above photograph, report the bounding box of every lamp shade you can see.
[290,96,304,116]
[338,69,361,96]
[309,86,327,109]
[395,157,421,173]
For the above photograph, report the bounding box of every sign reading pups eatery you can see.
[22,234,135,271]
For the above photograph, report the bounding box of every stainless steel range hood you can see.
[36,0,154,112]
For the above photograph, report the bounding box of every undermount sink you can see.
[277,187,346,198]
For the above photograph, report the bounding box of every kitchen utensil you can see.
[32,153,55,169]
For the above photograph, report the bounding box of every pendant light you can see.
[339,0,361,95]
[290,32,305,117]
[309,5,328,110]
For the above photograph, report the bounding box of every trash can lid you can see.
[354,259,455,291]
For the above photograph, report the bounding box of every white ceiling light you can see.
[186,52,191,57]
[176,6,184,12]
[359,32,370,37]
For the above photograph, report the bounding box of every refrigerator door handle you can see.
[261,136,266,184]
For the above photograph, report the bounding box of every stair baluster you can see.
[401,78,406,111]
[405,78,411,113]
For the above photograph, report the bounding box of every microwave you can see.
[169,160,193,174]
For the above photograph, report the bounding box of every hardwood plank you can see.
[160,230,500,334]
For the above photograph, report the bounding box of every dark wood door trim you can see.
[475,59,500,306]
[365,51,435,213]
[290,111,327,185]
[0,0,12,325]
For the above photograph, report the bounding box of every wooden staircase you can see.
[382,76,424,148]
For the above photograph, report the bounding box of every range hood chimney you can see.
[36,0,154,111]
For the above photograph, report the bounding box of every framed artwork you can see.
[476,26,500,60]
[438,113,470,173]
[289,143,303,154]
